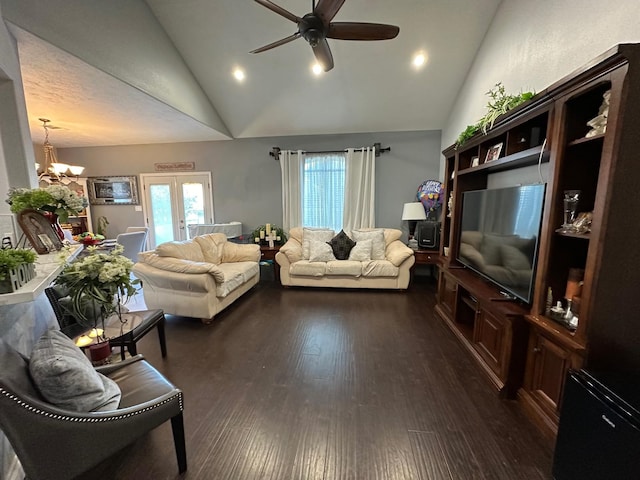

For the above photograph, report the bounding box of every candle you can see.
[255,237,260,243]
[276,236,281,241]
[266,223,271,235]
[75,335,93,347]
[260,230,265,239]
[88,328,104,338]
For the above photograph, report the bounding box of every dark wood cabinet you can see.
[519,328,583,439]
[437,44,640,438]
[435,268,528,397]
[474,308,506,376]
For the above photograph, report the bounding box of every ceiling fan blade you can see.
[250,32,301,53]
[327,22,400,41]
[312,38,334,72]
[314,0,346,24]
[254,0,301,23]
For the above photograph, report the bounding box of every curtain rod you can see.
[270,143,391,160]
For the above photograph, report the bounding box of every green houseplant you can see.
[456,83,535,148]
[53,245,139,340]
[6,185,88,223]
[0,248,37,293]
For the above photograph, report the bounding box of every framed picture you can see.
[87,176,139,205]
[16,209,64,254]
[485,143,503,163]
[471,156,480,167]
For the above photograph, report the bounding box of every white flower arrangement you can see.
[6,185,88,222]
[53,245,138,330]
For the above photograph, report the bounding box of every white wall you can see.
[1,0,230,137]
[60,130,442,242]
[0,4,35,210]
[442,0,640,160]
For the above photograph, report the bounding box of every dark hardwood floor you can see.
[88,271,553,479]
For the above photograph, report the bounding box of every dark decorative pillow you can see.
[327,230,356,260]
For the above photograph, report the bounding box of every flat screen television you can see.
[456,184,546,304]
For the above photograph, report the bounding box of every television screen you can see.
[457,184,546,303]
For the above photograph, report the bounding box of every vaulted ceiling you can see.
[11,0,501,147]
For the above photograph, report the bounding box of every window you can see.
[514,185,545,237]
[302,153,345,231]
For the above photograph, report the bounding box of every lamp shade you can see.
[402,202,427,221]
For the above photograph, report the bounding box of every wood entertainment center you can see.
[436,44,640,439]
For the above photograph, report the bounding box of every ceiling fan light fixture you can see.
[251,0,399,72]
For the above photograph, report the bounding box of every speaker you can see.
[416,221,440,249]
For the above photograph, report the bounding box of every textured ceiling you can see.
[15,0,501,147]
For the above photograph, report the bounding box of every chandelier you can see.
[37,118,85,183]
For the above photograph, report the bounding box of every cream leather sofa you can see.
[275,227,415,289]
[132,233,261,323]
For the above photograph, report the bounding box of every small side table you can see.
[412,248,441,280]
[259,245,281,283]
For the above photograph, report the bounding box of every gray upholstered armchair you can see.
[0,340,186,480]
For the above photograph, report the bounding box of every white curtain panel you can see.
[279,150,304,231]
[343,147,376,231]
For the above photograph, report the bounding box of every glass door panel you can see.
[142,173,213,248]
[149,183,175,246]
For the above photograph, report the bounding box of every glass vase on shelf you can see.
[559,190,580,233]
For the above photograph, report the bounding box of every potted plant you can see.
[455,83,535,148]
[53,244,138,362]
[6,185,88,239]
[0,248,37,294]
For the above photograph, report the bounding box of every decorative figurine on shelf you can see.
[585,89,611,138]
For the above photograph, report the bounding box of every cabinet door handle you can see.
[533,347,541,353]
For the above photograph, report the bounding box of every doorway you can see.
[140,172,213,248]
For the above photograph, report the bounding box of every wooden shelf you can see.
[525,314,586,352]
[457,145,547,176]
[555,230,590,240]
[567,133,605,146]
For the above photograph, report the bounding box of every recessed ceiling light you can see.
[412,53,427,69]
[312,63,323,75]
[233,68,245,82]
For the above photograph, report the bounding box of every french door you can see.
[140,172,213,248]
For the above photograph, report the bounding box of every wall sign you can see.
[154,162,195,172]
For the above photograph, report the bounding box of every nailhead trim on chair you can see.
[0,387,183,422]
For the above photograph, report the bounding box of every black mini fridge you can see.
[553,369,640,479]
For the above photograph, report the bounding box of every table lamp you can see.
[402,202,427,249]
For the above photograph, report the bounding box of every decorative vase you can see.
[41,211,65,241]
[88,340,111,365]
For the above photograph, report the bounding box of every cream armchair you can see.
[132,234,260,323]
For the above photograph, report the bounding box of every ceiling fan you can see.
[250,0,399,72]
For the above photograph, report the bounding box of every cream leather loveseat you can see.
[275,227,415,289]
[132,233,261,323]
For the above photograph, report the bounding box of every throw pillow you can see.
[157,239,206,262]
[302,228,335,259]
[350,229,386,260]
[500,244,531,270]
[327,230,356,260]
[29,329,121,412]
[348,238,372,261]
[308,240,337,262]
